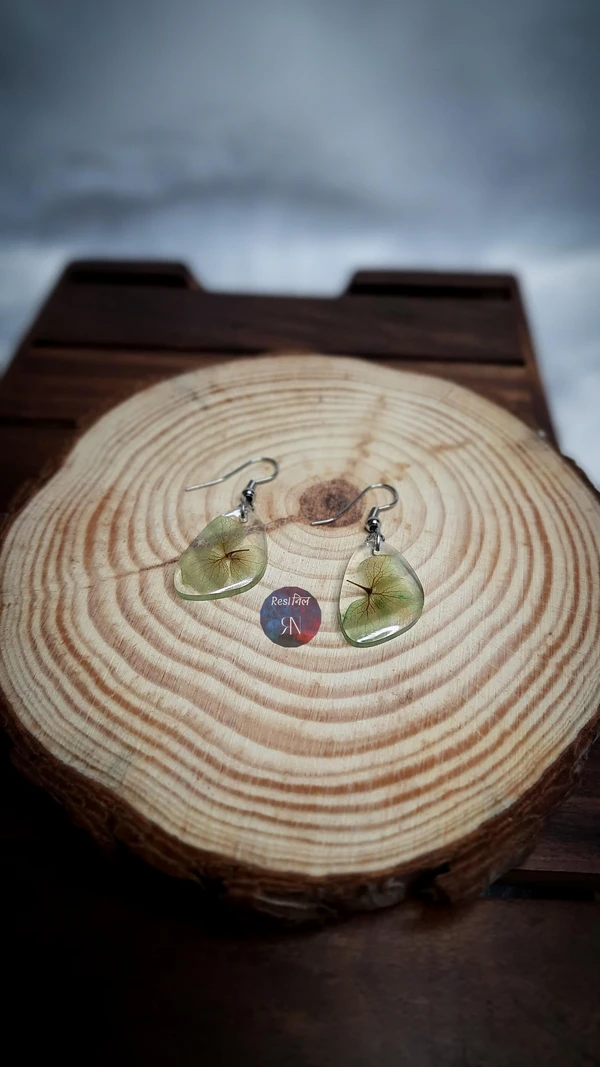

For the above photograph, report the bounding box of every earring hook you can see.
[185,456,279,492]
[310,482,398,526]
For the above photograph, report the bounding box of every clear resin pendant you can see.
[174,509,267,600]
[339,541,424,647]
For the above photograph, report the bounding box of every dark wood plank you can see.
[3,719,600,1063]
[0,348,536,426]
[2,779,598,1067]
[0,424,76,514]
[33,283,524,363]
[62,257,202,290]
[347,270,556,439]
[13,262,554,440]
[521,742,600,877]
[347,267,517,298]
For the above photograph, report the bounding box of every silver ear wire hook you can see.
[185,456,279,491]
[310,482,398,553]
[310,483,398,525]
[185,456,279,521]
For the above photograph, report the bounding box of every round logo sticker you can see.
[260,586,321,647]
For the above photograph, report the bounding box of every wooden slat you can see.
[62,258,201,290]
[0,349,536,426]
[2,796,599,1067]
[521,742,600,876]
[0,425,76,515]
[32,283,524,363]
[347,267,516,298]
[345,270,556,440]
[15,263,554,441]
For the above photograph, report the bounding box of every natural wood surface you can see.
[1,352,599,915]
[4,857,600,1067]
[34,284,521,362]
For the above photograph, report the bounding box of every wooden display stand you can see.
[1,342,599,916]
[1,263,599,1061]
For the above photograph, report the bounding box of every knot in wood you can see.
[299,478,362,527]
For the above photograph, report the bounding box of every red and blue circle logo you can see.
[260,586,321,647]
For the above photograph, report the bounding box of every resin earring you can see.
[174,456,278,601]
[311,483,424,647]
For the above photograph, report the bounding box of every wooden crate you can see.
[1,261,598,1065]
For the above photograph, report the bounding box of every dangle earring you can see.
[174,456,278,600]
[312,483,424,647]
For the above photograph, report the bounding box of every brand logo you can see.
[260,586,321,647]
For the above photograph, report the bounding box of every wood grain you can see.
[4,878,600,1067]
[0,349,540,430]
[1,352,599,916]
[33,282,521,361]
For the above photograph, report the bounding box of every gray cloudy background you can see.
[1,0,599,482]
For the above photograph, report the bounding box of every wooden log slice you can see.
[1,354,599,919]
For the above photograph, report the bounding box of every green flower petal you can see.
[192,514,248,554]
[174,513,267,600]
[340,545,424,647]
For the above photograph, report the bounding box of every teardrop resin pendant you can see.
[339,541,424,647]
[174,509,267,600]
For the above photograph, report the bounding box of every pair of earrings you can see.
[174,457,424,647]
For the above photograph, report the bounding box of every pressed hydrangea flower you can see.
[176,514,267,600]
[341,551,423,646]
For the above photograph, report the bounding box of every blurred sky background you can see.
[1,0,599,482]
